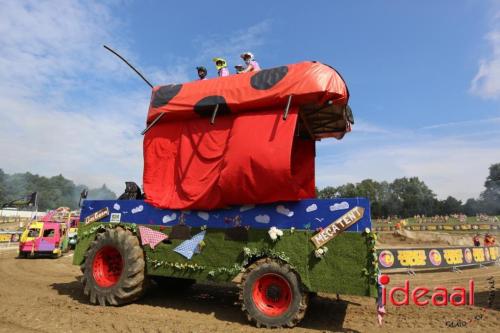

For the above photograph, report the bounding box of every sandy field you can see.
[0,244,498,333]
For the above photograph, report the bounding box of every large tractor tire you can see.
[81,227,147,306]
[239,258,309,328]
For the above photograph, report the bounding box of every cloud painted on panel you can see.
[198,212,209,221]
[306,204,318,213]
[162,213,177,224]
[255,214,270,224]
[131,205,144,214]
[276,205,294,217]
[330,202,349,212]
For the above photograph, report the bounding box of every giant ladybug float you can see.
[143,61,354,210]
[74,50,374,330]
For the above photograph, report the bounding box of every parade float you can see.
[73,58,377,328]
[19,207,73,258]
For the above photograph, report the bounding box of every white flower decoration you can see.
[314,246,329,259]
[268,226,283,242]
[364,227,371,234]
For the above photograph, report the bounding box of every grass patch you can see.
[74,223,376,297]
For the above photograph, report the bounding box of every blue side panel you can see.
[80,198,371,232]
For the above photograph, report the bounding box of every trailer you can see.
[73,60,378,328]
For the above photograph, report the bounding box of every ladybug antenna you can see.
[103,45,154,89]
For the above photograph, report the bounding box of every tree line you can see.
[0,169,116,211]
[317,163,500,218]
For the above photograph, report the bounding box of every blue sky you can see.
[0,0,499,201]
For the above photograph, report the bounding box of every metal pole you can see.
[141,113,165,135]
[103,45,154,89]
[283,95,293,120]
[210,104,219,125]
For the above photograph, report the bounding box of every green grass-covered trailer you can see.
[73,198,377,328]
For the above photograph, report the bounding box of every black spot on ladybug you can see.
[250,66,288,90]
[194,95,231,117]
[151,84,182,108]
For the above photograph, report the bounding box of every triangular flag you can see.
[174,230,206,259]
[138,226,168,249]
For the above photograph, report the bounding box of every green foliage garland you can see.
[79,222,137,240]
[207,263,243,278]
[361,228,379,285]
[242,247,291,266]
[149,259,205,272]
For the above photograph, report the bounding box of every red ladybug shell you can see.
[147,61,349,123]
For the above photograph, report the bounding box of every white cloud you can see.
[470,10,500,99]
[197,212,209,221]
[0,2,272,196]
[330,202,350,212]
[255,214,270,224]
[0,1,124,99]
[354,120,391,134]
[316,128,500,201]
[194,20,271,70]
[276,205,294,217]
[0,91,146,193]
[131,205,144,214]
[162,213,177,224]
[421,117,500,130]
[0,1,185,193]
[306,204,318,213]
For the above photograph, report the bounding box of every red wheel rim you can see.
[92,246,123,288]
[252,273,292,317]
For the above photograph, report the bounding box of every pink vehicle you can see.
[18,221,69,258]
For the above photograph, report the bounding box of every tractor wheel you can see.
[81,227,147,306]
[239,258,309,328]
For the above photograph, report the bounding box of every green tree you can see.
[390,177,436,217]
[481,163,500,215]
[463,198,481,216]
[0,171,117,210]
[0,169,6,204]
[335,183,359,197]
[317,186,337,199]
[437,196,463,215]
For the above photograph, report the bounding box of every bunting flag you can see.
[138,226,168,249]
[174,230,206,259]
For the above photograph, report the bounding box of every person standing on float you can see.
[196,66,208,80]
[212,58,230,77]
[239,52,261,73]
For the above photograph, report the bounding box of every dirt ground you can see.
[0,247,498,333]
